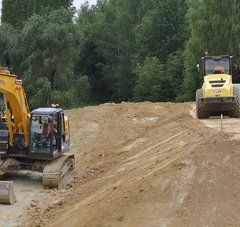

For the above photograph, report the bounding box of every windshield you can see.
[205,58,230,75]
[30,115,52,153]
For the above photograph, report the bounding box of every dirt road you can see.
[2,102,240,226]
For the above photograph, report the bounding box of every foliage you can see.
[17,9,87,109]
[74,0,154,103]
[165,50,185,100]
[1,0,73,28]
[134,57,172,102]
[0,23,18,67]
[135,0,188,64]
[0,0,239,108]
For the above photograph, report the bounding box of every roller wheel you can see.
[196,89,209,119]
[229,88,240,118]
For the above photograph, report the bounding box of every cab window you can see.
[30,115,52,153]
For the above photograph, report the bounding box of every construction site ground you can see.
[1,102,240,226]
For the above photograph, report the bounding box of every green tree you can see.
[74,3,107,103]
[74,76,91,106]
[134,57,172,102]
[75,0,155,103]
[0,23,19,67]
[18,9,84,108]
[135,0,188,64]
[1,0,73,28]
[166,50,185,99]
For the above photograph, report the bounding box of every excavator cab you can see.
[29,107,70,160]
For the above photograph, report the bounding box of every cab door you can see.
[60,112,69,152]
[52,113,61,154]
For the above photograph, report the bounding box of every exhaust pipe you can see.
[0,181,16,205]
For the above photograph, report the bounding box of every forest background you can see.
[0,0,240,108]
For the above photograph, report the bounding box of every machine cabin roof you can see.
[31,108,63,116]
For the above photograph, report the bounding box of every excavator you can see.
[0,68,74,205]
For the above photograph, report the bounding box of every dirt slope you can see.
[21,103,240,226]
[13,102,240,226]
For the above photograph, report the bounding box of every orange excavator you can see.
[0,68,74,205]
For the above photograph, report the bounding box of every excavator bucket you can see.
[0,181,16,205]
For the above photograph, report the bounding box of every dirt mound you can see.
[4,102,240,226]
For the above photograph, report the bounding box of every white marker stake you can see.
[221,114,223,134]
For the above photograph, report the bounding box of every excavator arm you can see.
[0,68,30,148]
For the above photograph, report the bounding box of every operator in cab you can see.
[41,117,57,147]
[42,118,51,139]
[212,65,225,74]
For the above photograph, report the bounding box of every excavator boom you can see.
[0,69,30,149]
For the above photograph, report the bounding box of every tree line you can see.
[0,0,240,109]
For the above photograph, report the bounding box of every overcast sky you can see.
[0,0,97,16]
[73,0,97,8]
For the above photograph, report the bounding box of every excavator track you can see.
[43,153,75,188]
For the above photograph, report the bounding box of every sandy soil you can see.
[0,172,44,226]
[2,102,240,226]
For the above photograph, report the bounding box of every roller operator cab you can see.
[196,55,240,119]
[30,108,70,160]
